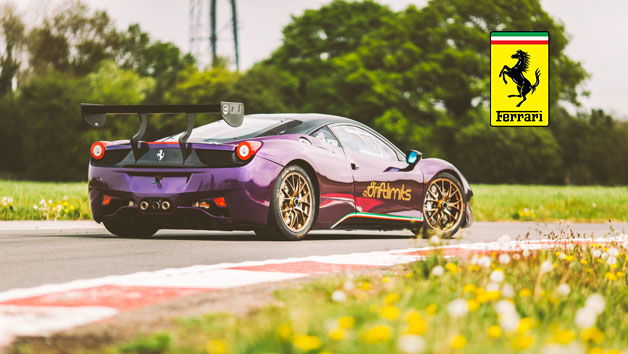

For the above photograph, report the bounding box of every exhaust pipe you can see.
[139,201,149,211]
[161,200,171,211]
[151,201,161,211]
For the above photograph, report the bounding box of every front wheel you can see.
[103,217,158,238]
[418,172,466,239]
[255,165,316,241]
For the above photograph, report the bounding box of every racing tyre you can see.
[255,165,316,241]
[418,172,466,239]
[103,217,158,238]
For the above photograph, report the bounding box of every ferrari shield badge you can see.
[491,31,549,127]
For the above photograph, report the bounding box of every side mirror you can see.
[405,150,422,166]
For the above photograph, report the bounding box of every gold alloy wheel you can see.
[423,177,463,232]
[279,171,313,232]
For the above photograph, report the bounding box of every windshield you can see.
[162,116,296,143]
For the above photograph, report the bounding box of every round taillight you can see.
[236,141,262,161]
[90,141,109,160]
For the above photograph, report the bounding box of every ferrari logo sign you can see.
[490,31,549,127]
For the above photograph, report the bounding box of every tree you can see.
[0,3,25,96]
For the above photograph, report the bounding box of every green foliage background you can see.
[0,0,627,184]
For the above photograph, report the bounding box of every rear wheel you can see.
[103,217,158,238]
[418,172,465,239]
[255,165,316,241]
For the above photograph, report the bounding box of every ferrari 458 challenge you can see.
[83,102,473,240]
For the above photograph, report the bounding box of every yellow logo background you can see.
[490,32,549,127]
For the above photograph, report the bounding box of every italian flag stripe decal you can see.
[331,212,423,229]
[491,32,548,45]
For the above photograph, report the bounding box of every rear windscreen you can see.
[162,116,299,143]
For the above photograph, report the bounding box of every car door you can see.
[329,124,424,227]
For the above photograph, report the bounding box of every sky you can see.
[7,0,628,118]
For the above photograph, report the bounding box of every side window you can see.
[330,125,397,160]
[311,126,341,147]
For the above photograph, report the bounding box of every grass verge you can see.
[111,233,628,354]
[1,180,627,222]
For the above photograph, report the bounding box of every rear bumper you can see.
[88,156,283,228]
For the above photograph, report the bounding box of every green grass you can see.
[110,234,628,354]
[0,180,91,220]
[472,184,628,222]
[1,180,627,222]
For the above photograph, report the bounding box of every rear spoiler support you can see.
[81,102,244,162]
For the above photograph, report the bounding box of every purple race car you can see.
[83,102,473,240]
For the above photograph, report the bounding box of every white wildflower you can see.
[478,255,492,268]
[601,252,608,260]
[495,300,520,332]
[331,290,347,302]
[447,298,468,318]
[502,284,514,298]
[592,249,602,258]
[431,265,444,277]
[559,253,566,260]
[512,253,521,260]
[498,253,511,265]
[522,249,531,257]
[607,256,617,266]
[486,282,501,292]
[429,235,441,245]
[490,270,505,283]
[556,283,570,296]
[498,234,511,244]
[575,308,597,329]
[398,334,426,354]
[540,260,554,273]
[343,281,355,291]
[608,247,619,257]
[585,293,605,315]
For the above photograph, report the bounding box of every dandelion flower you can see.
[511,334,535,350]
[338,316,355,329]
[575,308,597,329]
[478,255,491,268]
[429,235,441,245]
[445,262,458,274]
[490,270,505,283]
[463,283,476,293]
[33,205,38,210]
[398,334,426,354]
[293,334,321,351]
[519,288,532,297]
[585,293,605,315]
[608,247,619,257]
[426,303,438,316]
[343,280,355,291]
[332,290,347,302]
[498,253,511,264]
[206,339,229,354]
[540,260,553,273]
[365,324,392,342]
[431,265,444,277]
[447,298,468,318]
[276,324,292,339]
[329,327,345,341]
[501,284,514,298]
[450,334,467,349]
[522,249,531,257]
[607,256,617,266]
[592,249,602,258]
[556,283,570,296]
[381,305,400,320]
[488,325,502,338]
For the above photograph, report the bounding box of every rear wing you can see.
[81,102,244,160]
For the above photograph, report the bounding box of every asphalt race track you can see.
[0,221,626,292]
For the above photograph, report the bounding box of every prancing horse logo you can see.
[157,149,165,161]
[499,50,541,107]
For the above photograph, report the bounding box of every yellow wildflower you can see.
[519,288,532,297]
[276,324,292,340]
[606,350,621,354]
[293,334,322,351]
[617,272,624,277]
[381,305,400,320]
[450,334,467,349]
[384,293,400,305]
[445,262,459,274]
[426,303,438,316]
[581,327,604,344]
[405,310,426,335]
[365,324,392,342]
[469,264,480,271]
[206,339,229,354]
[605,272,617,281]
[588,348,604,354]
[511,334,535,350]
[552,329,575,344]
[581,259,588,265]
[488,325,502,338]
[463,283,476,293]
[405,271,414,278]
[382,276,390,283]
[467,299,480,312]
[329,328,345,341]
[360,281,371,290]
[338,316,355,329]
[517,318,533,334]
